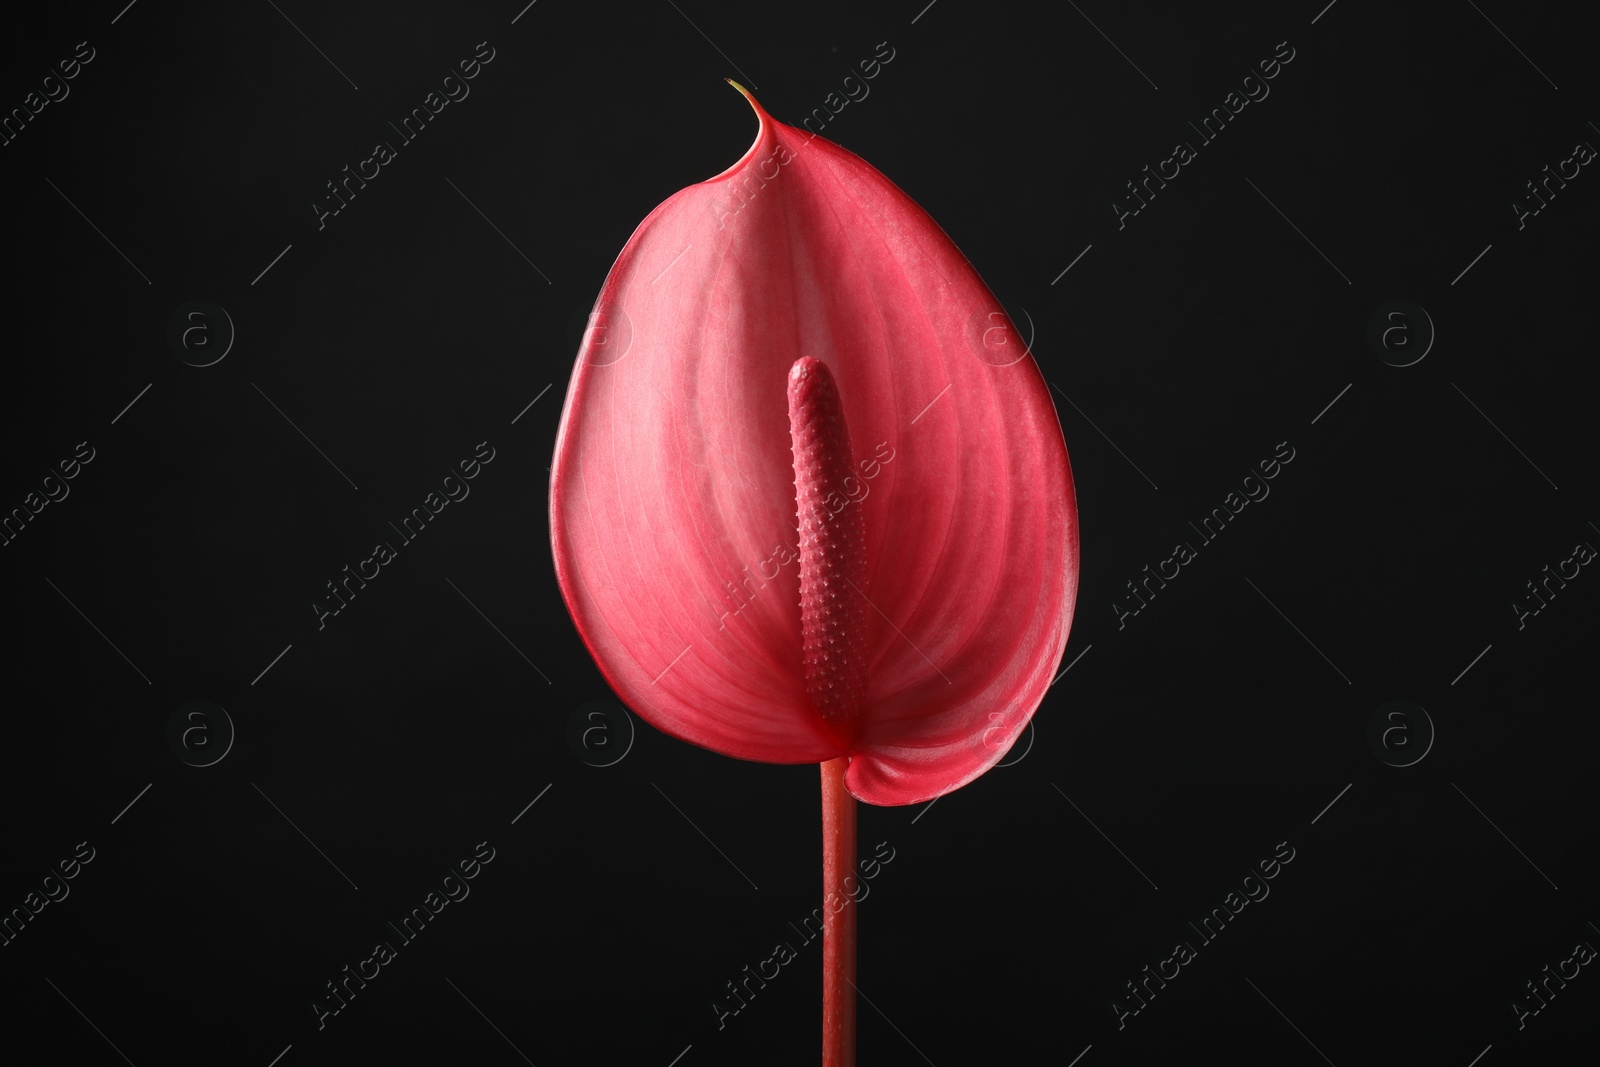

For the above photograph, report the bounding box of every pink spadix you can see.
[788,357,869,739]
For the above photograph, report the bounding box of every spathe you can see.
[550,82,1078,806]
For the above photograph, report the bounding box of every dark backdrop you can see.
[2,2,1595,1065]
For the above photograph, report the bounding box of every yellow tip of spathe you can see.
[724,78,762,114]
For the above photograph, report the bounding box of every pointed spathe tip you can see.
[705,79,774,184]
[724,78,765,116]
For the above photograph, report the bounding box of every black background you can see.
[2,1,1595,1064]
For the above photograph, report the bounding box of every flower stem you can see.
[821,756,857,1067]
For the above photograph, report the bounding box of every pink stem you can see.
[821,756,857,1067]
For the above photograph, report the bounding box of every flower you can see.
[550,84,1077,805]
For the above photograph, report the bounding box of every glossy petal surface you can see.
[550,88,1078,805]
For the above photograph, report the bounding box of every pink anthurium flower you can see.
[550,81,1077,1064]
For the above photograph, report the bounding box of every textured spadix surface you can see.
[550,86,1078,805]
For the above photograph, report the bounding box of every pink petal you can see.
[550,86,1078,801]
